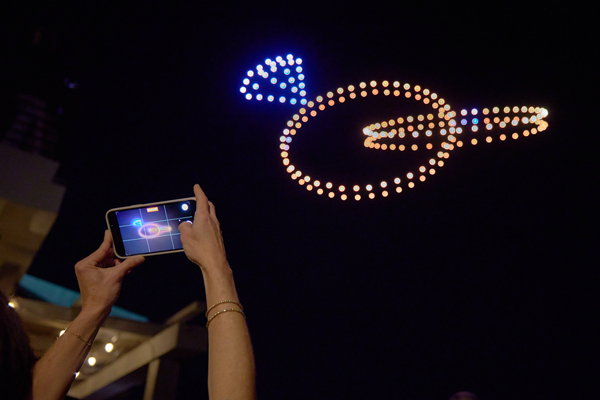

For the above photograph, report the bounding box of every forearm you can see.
[202,265,256,400]
[31,310,106,400]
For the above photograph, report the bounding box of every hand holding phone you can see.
[106,197,196,258]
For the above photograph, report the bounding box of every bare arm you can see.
[179,184,256,400]
[31,232,145,400]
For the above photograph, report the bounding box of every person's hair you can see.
[449,392,479,400]
[0,290,37,400]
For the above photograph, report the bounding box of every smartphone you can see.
[106,197,196,258]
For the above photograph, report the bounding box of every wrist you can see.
[78,305,111,325]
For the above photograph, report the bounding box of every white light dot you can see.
[279,96,286,103]
[471,108,478,115]
[296,58,303,65]
[245,93,252,100]
[247,70,254,77]
[105,343,114,353]
[88,357,97,366]
[256,94,263,101]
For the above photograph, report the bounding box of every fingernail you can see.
[134,256,144,263]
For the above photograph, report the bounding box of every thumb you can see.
[178,220,193,235]
[115,255,145,277]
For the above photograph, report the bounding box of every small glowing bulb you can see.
[105,343,114,353]
[88,357,97,366]
[8,301,16,308]
[59,330,65,336]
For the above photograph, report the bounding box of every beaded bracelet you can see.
[206,308,246,328]
[205,300,244,317]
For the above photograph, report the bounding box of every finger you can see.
[114,255,145,277]
[194,184,210,213]
[208,201,220,227]
[87,231,113,263]
[178,220,193,235]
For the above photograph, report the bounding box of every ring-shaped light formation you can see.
[241,54,307,105]
[280,80,549,201]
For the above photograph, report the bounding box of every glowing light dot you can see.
[296,66,303,73]
[317,188,323,195]
[471,108,478,115]
[369,193,375,199]
[408,182,415,188]
[339,185,345,192]
[381,181,387,188]
[366,185,373,191]
[245,93,252,100]
[486,136,492,143]
[419,166,426,173]
[471,138,478,145]
[279,96,286,103]
[328,192,335,198]
[268,95,274,102]
[105,343,114,353]
[355,194,361,201]
[296,58,302,65]
[326,182,333,189]
[240,87,247,93]
[472,126,478,132]
[396,187,402,193]
[407,172,414,179]
[512,132,519,139]
[307,185,313,191]
[88,357,96,366]
[419,176,426,182]
[353,185,360,192]
[341,194,347,201]
[256,94,263,101]
[429,169,436,175]
[359,82,366,89]
[314,180,320,187]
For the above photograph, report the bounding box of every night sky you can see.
[2,2,597,399]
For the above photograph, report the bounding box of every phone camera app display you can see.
[115,201,194,256]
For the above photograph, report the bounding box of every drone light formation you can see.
[279,80,548,201]
[240,54,307,105]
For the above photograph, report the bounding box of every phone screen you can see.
[106,198,196,257]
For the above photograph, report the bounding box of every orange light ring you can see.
[280,80,549,201]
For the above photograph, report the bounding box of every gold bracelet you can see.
[206,308,246,328]
[62,329,93,346]
[205,300,244,317]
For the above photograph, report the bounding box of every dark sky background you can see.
[2,1,597,399]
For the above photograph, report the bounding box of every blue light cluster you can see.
[240,54,307,105]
